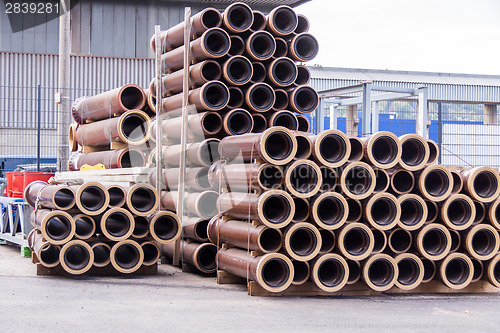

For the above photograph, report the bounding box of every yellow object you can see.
[81,164,106,171]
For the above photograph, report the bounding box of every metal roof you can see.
[308,66,500,87]
[161,0,311,7]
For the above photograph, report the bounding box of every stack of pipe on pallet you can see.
[203,127,500,293]
[68,84,155,170]
[24,180,181,275]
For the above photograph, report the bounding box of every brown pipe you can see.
[361,131,402,169]
[295,14,310,34]
[310,129,351,168]
[387,228,412,254]
[146,90,157,113]
[125,183,158,217]
[227,87,245,109]
[291,260,310,286]
[30,232,60,267]
[362,254,398,292]
[150,60,222,97]
[222,2,254,33]
[59,240,94,275]
[426,139,439,165]
[273,38,288,58]
[91,242,111,267]
[318,228,336,254]
[394,253,424,290]
[415,223,452,261]
[460,167,500,203]
[441,194,475,230]
[71,182,110,216]
[221,109,254,136]
[489,197,500,229]
[439,253,473,289]
[284,159,322,198]
[208,216,283,253]
[371,228,387,254]
[337,222,375,261]
[110,240,144,274]
[282,222,321,261]
[398,134,430,171]
[149,211,182,244]
[486,254,500,288]
[245,31,276,61]
[151,112,223,143]
[250,62,266,84]
[464,224,500,261]
[471,258,484,283]
[340,162,376,200]
[346,198,363,222]
[141,241,160,266]
[208,161,284,192]
[373,168,390,193]
[473,200,486,224]
[132,216,149,238]
[30,209,75,245]
[68,148,146,171]
[71,84,146,124]
[219,126,297,165]
[244,83,276,113]
[183,217,209,242]
[450,227,462,252]
[266,110,298,131]
[250,113,267,133]
[421,257,437,283]
[310,192,348,230]
[222,56,253,86]
[266,5,298,36]
[449,169,463,194]
[294,132,313,160]
[416,165,453,201]
[319,166,338,192]
[107,185,126,208]
[267,57,298,87]
[272,89,289,112]
[388,169,415,195]
[294,65,311,86]
[250,10,266,32]
[69,123,78,152]
[217,247,294,292]
[288,85,319,114]
[163,138,220,168]
[75,110,151,147]
[398,193,427,231]
[425,200,439,223]
[163,241,218,274]
[72,214,96,240]
[151,8,222,53]
[217,190,294,229]
[348,136,364,162]
[100,207,135,241]
[161,81,230,113]
[346,259,361,285]
[160,28,231,72]
[365,192,400,230]
[296,114,310,132]
[186,190,219,219]
[150,167,212,192]
[292,197,310,222]
[228,35,245,57]
[24,181,75,210]
[141,89,156,118]
[311,253,349,292]
[288,33,319,62]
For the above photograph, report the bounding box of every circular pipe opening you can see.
[293,35,318,61]
[53,188,74,209]
[272,112,298,131]
[318,259,346,287]
[370,197,397,226]
[392,171,414,193]
[105,211,131,237]
[228,36,245,56]
[251,114,267,133]
[290,227,318,257]
[346,199,362,221]
[372,136,399,165]
[259,228,282,252]
[228,87,244,108]
[451,172,462,193]
[317,196,344,226]
[227,110,253,135]
[133,216,149,237]
[121,150,145,168]
[273,8,297,34]
[401,139,426,166]
[64,244,91,271]
[202,113,223,134]
[108,187,125,207]
[374,170,389,192]
[296,115,310,132]
[427,141,438,163]
[292,260,309,283]
[474,201,485,223]
[344,166,373,195]
[293,87,318,113]
[421,258,435,281]
[272,59,297,86]
[349,138,363,161]
[194,219,209,240]
[201,9,222,28]
[201,61,222,81]
[424,169,450,197]
[320,134,347,164]
[226,58,252,85]
[422,228,448,256]
[197,192,219,218]
[264,131,293,162]
[292,197,309,221]
[251,63,266,83]
[40,244,60,266]
[251,11,266,31]
[494,260,500,284]
[372,229,386,253]
[425,201,438,222]
[74,216,94,238]
[273,38,288,58]
[259,165,282,190]
[450,230,460,252]
[80,186,106,211]
[249,33,275,60]
[295,15,309,33]
[46,215,72,240]
[227,5,253,31]
[319,229,335,252]
[400,198,424,227]
[472,229,497,256]
[203,83,229,110]
[273,89,288,111]
[153,215,179,241]
[447,199,472,226]
[263,194,291,224]
[368,258,395,287]
[120,86,144,110]
[122,113,147,142]
[289,163,319,195]
[474,171,498,199]
[397,257,420,286]
[142,243,159,264]
[197,245,217,272]
[390,229,411,252]
[115,243,141,269]
[204,30,230,56]
[296,135,312,160]
[200,140,220,165]
[471,258,483,280]
[347,259,360,283]
[262,258,290,288]
[93,244,110,266]
[445,257,470,285]
[343,227,371,256]
[248,84,274,111]
[130,188,155,213]
[320,167,337,192]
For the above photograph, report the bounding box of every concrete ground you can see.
[0,244,499,333]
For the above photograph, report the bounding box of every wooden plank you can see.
[36,263,158,276]
[385,280,499,295]
[248,281,381,297]
[217,270,247,285]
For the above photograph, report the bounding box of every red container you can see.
[7,172,54,198]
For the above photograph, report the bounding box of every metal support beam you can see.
[372,101,379,133]
[341,92,413,106]
[316,98,324,134]
[329,104,337,130]
[318,83,366,98]
[437,101,442,164]
[416,87,429,138]
[361,83,372,136]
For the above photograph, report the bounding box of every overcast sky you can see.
[294,0,500,75]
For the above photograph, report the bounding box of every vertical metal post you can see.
[372,101,379,133]
[56,1,71,172]
[173,7,192,266]
[361,83,372,135]
[315,98,324,134]
[37,85,41,172]
[329,104,337,130]
[416,87,428,138]
[154,25,163,216]
[437,101,442,164]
